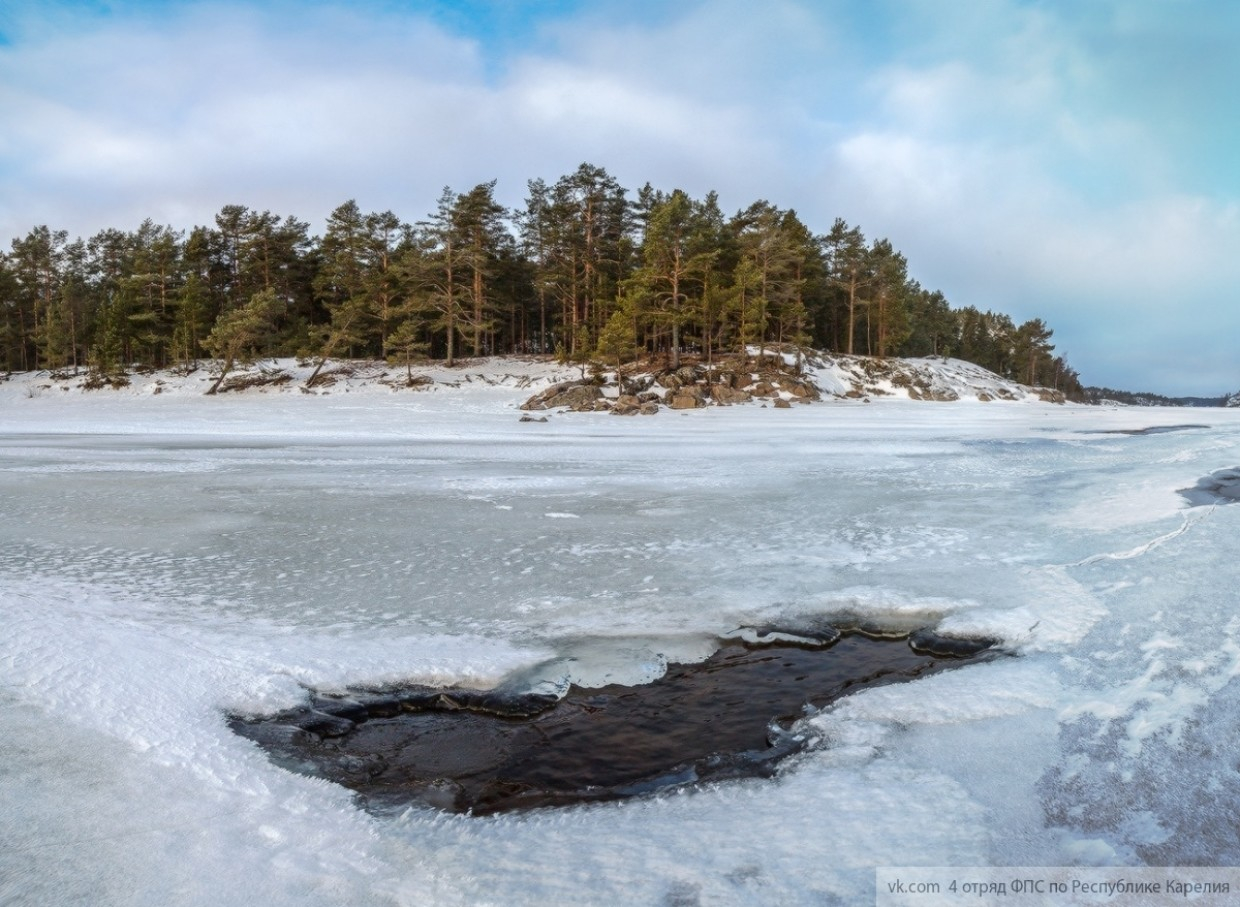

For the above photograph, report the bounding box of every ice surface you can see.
[3,367,1240,904]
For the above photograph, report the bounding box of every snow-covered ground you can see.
[3,357,1239,905]
[6,352,1057,406]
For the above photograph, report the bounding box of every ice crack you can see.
[1061,507,1214,569]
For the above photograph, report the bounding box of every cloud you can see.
[0,0,1236,393]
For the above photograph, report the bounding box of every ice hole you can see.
[230,625,998,815]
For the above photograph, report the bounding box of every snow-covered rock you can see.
[804,352,1063,403]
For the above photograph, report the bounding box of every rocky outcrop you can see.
[516,348,1063,415]
[521,381,603,412]
[518,356,826,416]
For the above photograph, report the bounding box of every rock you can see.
[712,385,752,405]
[977,392,993,402]
[610,402,640,415]
[639,402,660,415]
[520,381,602,411]
[773,398,792,409]
[1036,388,1065,404]
[616,394,640,408]
[665,384,705,405]
[909,629,997,658]
[519,414,549,423]
[670,393,704,410]
[637,391,661,404]
[752,381,775,397]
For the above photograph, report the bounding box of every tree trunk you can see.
[206,354,235,395]
[846,273,857,355]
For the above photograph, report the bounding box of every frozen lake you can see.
[3,378,1240,905]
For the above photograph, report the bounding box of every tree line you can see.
[0,162,1083,397]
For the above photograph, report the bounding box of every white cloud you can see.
[0,0,1236,393]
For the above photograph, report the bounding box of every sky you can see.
[0,0,1237,395]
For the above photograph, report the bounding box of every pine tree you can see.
[202,289,281,394]
[821,219,869,355]
[626,189,716,369]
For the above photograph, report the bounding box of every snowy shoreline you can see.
[1,350,1066,410]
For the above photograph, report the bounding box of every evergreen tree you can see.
[731,201,803,361]
[202,288,281,394]
[453,181,508,357]
[9,225,69,371]
[866,238,910,357]
[403,187,469,366]
[545,163,631,355]
[1013,318,1055,386]
[625,189,715,369]
[821,218,869,355]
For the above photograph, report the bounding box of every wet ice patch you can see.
[1179,466,1240,506]
[1089,424,1210,436]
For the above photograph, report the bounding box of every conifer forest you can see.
[0,162,1083,397]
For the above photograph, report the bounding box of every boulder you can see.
[520,381,602,411]
[713,385,752,405]
[554,384,604,409]
[622,376,655,395]
[670,393,704,409]
[773,398,793,409]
